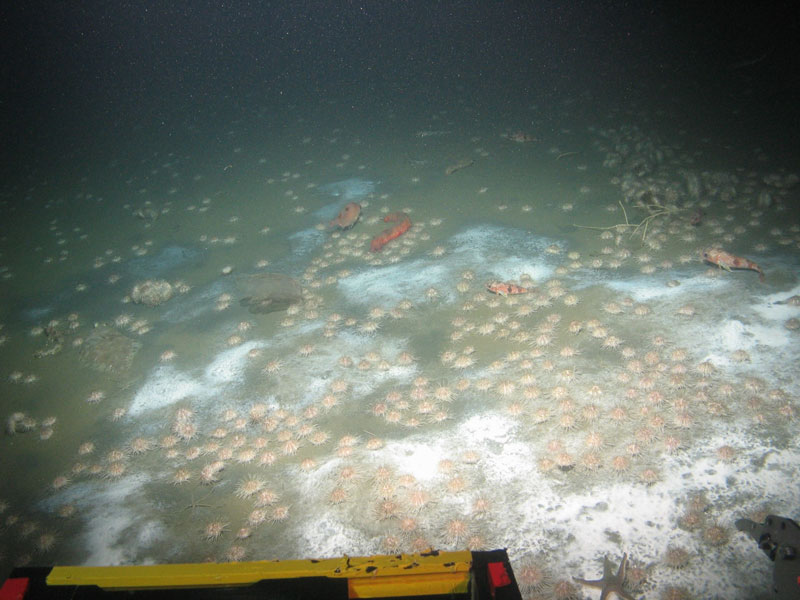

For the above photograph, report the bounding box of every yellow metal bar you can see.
[349,572,469,598]
[47,551,473,598]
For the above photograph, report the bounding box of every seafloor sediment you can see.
[0,119,798,599]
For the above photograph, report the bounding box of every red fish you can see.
[370,212,411,252]
[702,247,765,282]
[486,281,530,296]
[329,202,361,230]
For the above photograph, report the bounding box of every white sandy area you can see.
[287,411,795,597]
[41,474,169,566]
[601,267,799,392]
[338,225,560,307]
[128,323,416,417]
[129,339,268,415]
[605,271,731,301]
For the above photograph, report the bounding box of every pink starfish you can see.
[573,553,636,600]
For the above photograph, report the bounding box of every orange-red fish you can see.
[329,202,361,230]
[486,281,530,296]
[370,212,411,252]
[702,247,764,282]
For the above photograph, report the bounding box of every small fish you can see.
[134,207,159,222]
[329,202,361,230]
[702,247,765,282]
[773,295,800,306]
[508,131,539,143]
[486,281,530,296]
[689,209,705,226]
[444,158,474,176]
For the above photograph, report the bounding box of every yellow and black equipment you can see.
[0,549,522,600]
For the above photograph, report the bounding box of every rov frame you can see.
[0,549,522,600]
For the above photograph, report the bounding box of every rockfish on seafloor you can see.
[486,281,530,296]
[329,202,361,230]
[370,212,411,252]
[702,247,765,282]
